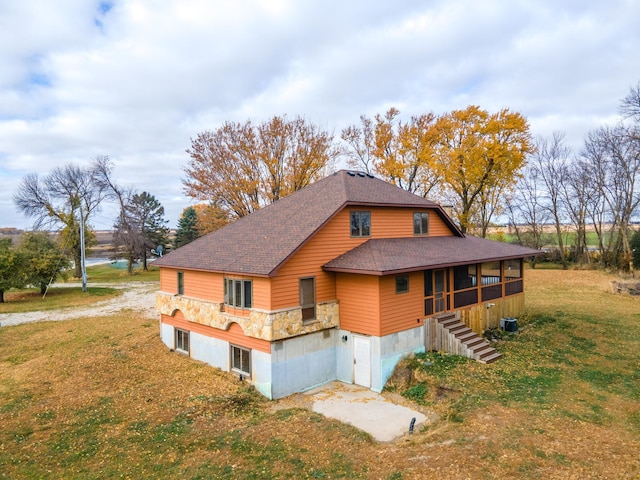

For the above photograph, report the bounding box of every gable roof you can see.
[155,170,460,276]
[323,236,541,276]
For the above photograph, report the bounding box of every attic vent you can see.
[347,171,356,177]
[357,172,365,177]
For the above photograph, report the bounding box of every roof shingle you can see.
[154,170,458,275]
[323,236,541,275]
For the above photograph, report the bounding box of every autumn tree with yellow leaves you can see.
[184,116,339,220]
[341,108,441,197]
[343,106,533,235]
[431,106,534,234]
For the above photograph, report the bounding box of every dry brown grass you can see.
[1,269,639,479]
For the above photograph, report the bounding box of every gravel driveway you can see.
[0,282,158,328]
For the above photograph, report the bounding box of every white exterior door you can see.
[353,335,371,387]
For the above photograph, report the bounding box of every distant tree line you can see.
[508,83,640,271]
[12,84,638,274]
[180,86,639,273]
[183,107,533,237]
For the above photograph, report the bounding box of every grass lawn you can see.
[0,287,120,314]
[0,264,158,314]
[1,269,639,479]
[83,263,160,283]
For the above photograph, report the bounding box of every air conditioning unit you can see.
[500,317,518,332]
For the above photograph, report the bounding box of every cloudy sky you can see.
[1,0,638,230]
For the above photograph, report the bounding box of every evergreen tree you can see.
[113,191,169,273]
[129,192,170,271]
[174,206,199,248]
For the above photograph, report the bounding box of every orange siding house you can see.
[155,171,540,399]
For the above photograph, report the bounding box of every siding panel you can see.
[379,271,425,336]
[162,311,270,353]
[336,273,380,335]
[159,268,177,292]
[160,269,270,310]
[272,207,453,310]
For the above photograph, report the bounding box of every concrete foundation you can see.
[160,323,424,400]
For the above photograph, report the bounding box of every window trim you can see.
[224,278,253,309]
[177,271,184,295]
[175,328,189,354]
[350,210,371,237]
[230,344,251,377]
[395,274,409,294]
[299,276,316,321]
[413,212,429,235]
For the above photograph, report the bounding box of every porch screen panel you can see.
[482,284,502,301]
[481,261,501,285]
[505,259,522,280]
[454,289,478,308]
[504,259,523,296]
[424,270,433,296]
[454,264,477,290]
[424,298,434,316]
[505,279,523,296]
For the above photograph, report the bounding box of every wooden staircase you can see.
[428,312,502,364]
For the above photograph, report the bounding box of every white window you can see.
[175,328,189,354]
[231,345,251,377]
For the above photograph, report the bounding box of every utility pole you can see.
[79,202,87,292]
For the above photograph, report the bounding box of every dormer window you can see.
[351,211,371,237]
[413,212,429,235]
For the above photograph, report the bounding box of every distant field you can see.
[0,269,638,479]
[488,229,610,248]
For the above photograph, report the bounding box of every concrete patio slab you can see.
[304,382,430,442]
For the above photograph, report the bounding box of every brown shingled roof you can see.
[154,170,460,276]
[323,236,542,275]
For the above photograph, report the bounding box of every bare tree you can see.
[562,159,594,264]
[507,164,552,265]
[532,132,571,268]
[620,82,640,122]
[583,125,640,270]
[13,161,108,278]
[340,115,376,174]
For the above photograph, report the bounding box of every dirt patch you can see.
[0,282,157,327]
[610,280,640,295]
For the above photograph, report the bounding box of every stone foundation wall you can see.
[156,292,339,341]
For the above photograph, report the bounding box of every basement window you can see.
[175,328,189,354]
[231,345,251,377]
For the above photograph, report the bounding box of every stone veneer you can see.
[156,292,339,341]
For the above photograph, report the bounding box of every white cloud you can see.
[1,0,639,230]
